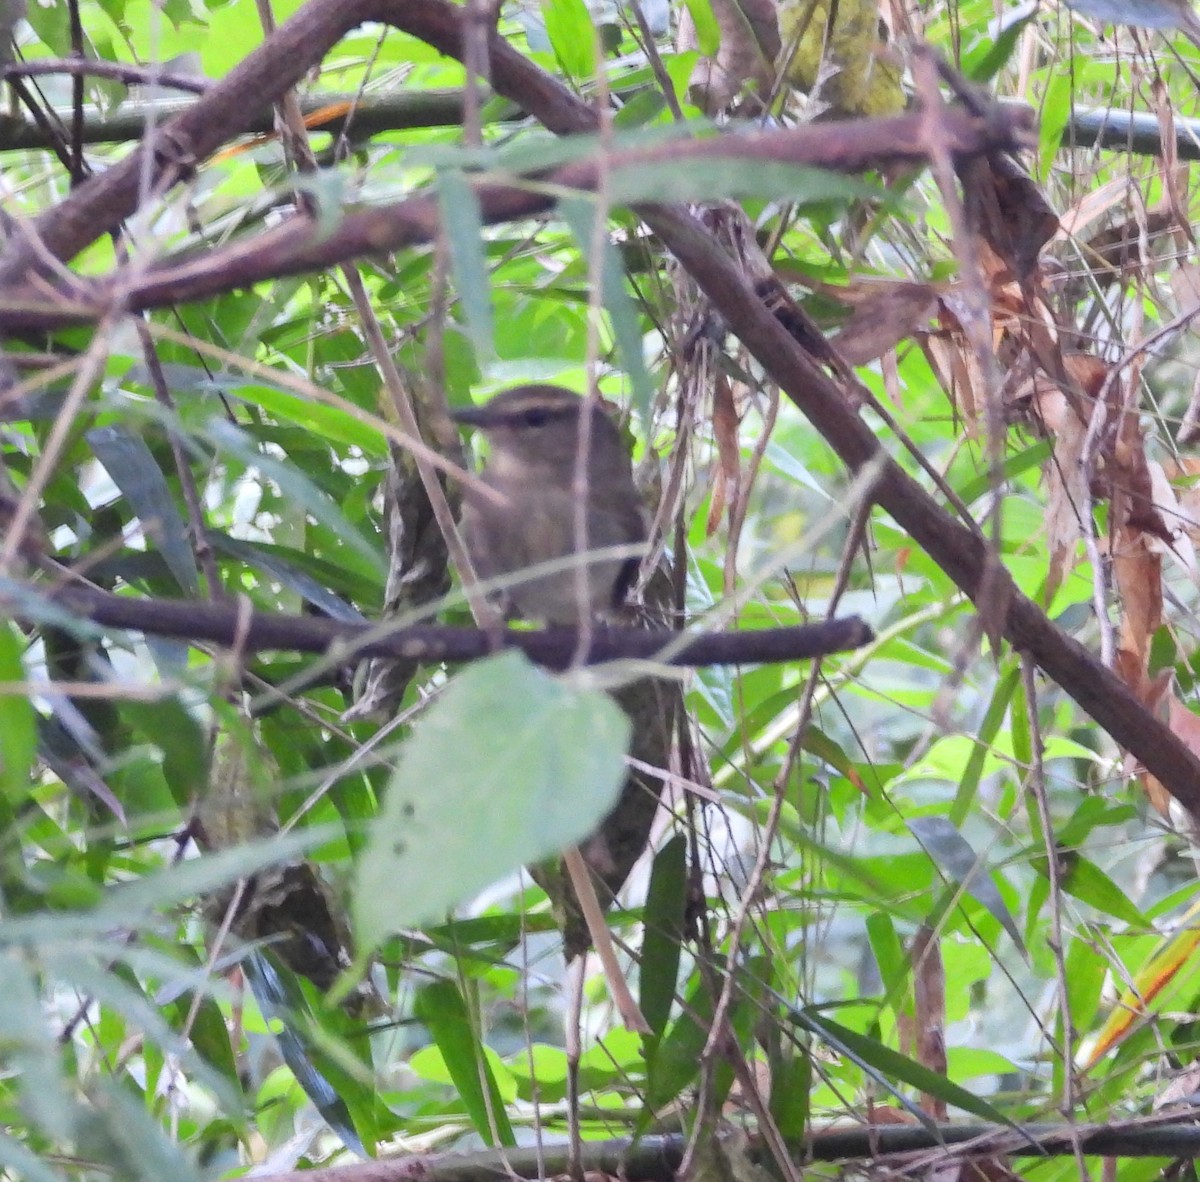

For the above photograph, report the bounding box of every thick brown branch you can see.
[0,108,1030,329]
[29,582,873,670]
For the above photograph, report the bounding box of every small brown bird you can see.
[453,384,678,958]
[452,384,647,624]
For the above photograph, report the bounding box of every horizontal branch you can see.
[0,88,467,149]
[0,81,1191,162]
[30,582,873,671]
[257,1120,1200,1182]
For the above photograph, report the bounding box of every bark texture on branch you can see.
[16,582,872,670]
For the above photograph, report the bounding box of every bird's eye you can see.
[523,408,550,427]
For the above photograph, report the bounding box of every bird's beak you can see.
[450,404,497,428]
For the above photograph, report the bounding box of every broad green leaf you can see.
[201,418,385,576]
[791,1006,1021,1132]
[964,3,1036,81]
[354,651,630,949]
[1038,69,1073,181]
[0,954,74,1142]
[221,381,387,454]
[1055,854,1149,928]
[243,953,371,1157]
[0,1133,69,1182]
[950,665,1018,826]
[74,1078,203,1182]
[683,0,721,54]
[645,968,717,1113]
[608,160,876,208]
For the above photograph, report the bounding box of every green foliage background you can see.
[3,0,1200,1177]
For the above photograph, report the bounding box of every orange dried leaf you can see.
[1085,899,1200,1066]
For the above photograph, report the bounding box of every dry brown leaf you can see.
[864,1104,918,1124]
[1168,461,1200,542]
[1153,1060,1200,1110]
[1170,261,1200,328]
[960,154,1060,286]
[831,281,939,366]
[1056,175,1137,242]
[1080,208,1178,289]
[1148,693,1200,815]
[1113,523,1163,675]
[928,294,987,432]
[1031,383,1089,599]
[1145,460,1196,575]
[910,924,947,1118]
[707,374,742,536]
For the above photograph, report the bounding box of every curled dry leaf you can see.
[829,280,940,366]
[960,154,1060,287]
[1114,523,1164,671]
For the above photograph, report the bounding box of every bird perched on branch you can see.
[452,384,648,623]
[453,384,679,958]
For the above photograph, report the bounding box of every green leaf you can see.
[354,651,630,950]
[866,911,910,1017]
[221,381,387,455]
[243,952,372,1157]
[908,816,1024,953]
[87,425,199,595]
[608,160,876,208]
[1055,854,1149,928]
[646,969,717,1112]
[683,0,721,55]
[640,834,687,1052]
[438,170,495,364]
[121,697,209,809]
[964,3,1036,81]
[541,0,596,80]
[0,1133,70,1182]
[201,418,385,577]
[560,197,655,420]
[0,953,75,1142]
[1038,69,1073,181]
[790,1006,1022,1132]
[950,665,1018,826]
[414,981,516,1147]
[0,623,34,811]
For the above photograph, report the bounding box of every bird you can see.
[452,383,648,625]
[453,384,679,958]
